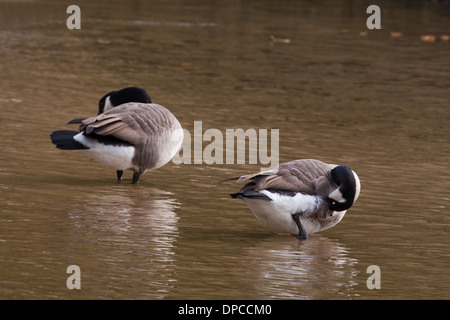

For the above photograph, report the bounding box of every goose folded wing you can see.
[251,168,316,194]
[79,113,144,145]
[236,160,332,196]
[234,168,314,195]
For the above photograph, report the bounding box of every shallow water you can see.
[0,0,449,299]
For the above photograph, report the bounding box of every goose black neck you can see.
[98,87,151,114]
[328,165,356,211]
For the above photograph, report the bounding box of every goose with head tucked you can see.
[50,87,184,184]
[224,159,361,239]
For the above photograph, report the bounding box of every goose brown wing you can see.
[76,103,173,145]
[237,159,334,197]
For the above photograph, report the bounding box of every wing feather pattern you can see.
[234,159,336,197]
[72,103,178,146]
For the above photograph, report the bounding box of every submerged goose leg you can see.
[292,212,308,240]
[117,170,124,181]
[132,168,146,184]
[132,172,140,184]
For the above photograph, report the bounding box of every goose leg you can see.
[132,172,140,184]
[132,168,145,184]
[292,212,308,240]
[117,170,124,181]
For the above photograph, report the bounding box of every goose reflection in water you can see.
[68,187,179,234]
[66,186,180,299]
[244,235,359,299]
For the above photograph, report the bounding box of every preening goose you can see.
[50,87,184,184]
[225,159,361,239]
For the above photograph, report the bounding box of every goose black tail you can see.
[50,130,88,150]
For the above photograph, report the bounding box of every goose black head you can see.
[327,165,358,212]
[98,87,152,115]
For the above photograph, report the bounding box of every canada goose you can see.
[225,159,361,239]
[50,87,184,184]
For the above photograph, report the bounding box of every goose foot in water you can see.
[292,212,308,240]
[117,170,124,181]
[132,168,146,184]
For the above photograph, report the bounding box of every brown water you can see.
[1,0,449,300]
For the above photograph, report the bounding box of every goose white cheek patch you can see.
[103,96,114,113]
[329,188,346,203]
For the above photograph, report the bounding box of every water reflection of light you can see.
[245,235,359,299]
[66,186,180,299]
[68,187,179,234]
